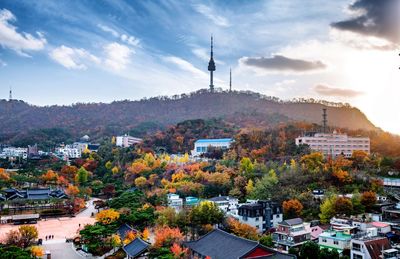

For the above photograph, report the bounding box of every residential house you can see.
[167,193,183,211]
[371,222,391,235]
[272,218,311,251]
[208,196,239,216]
[350,236,393,259]
[318,230,352,254]
[237,200,282,233]
[185,196,200,207]
[185,228,295,259]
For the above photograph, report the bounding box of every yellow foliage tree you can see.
[30,246,44,258]
[142,228,150,240]
[135,176,148,188]
[96,209,120,225]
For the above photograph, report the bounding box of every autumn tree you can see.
[240,157,255,178]
[361,191,377,211]
[7,225,40,248]
[226,218,259,240]
[170,243,188,258]
[154,227,183,248]
[283,199,303,218]
[76,166,89,185]
[300,152,325,173]
[123,230,136,244]
[135,176,148,189]
[41,170,58,184]
[250,169,278,200]
[319,195,337,224]
[96,209,120,225]
[334,197,353,216]
[65,184,79,197]
[30,246,44,258]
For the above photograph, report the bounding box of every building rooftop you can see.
[280,218,303,226]
[195,138,233,144]
[319,230,352,241]
[123,238,149,258]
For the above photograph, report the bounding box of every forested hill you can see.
[0,89,376,144]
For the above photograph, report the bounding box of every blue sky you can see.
[0,0,399,133]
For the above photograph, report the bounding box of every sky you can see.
[0,0,399,133]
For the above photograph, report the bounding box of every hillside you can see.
[0,89,376,146]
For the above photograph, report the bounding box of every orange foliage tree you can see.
[283,199,304,218]
[41,170,58,184]
[333,197,353,216]
[153,227,183,248]
[65,184,79,197]
[170,243,188,258]
[361,191,377,210]
[226,218,259,240]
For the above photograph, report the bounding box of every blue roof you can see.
[195,138,232,144]
[123,238,149,257]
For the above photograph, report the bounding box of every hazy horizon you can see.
[0,0,399,133]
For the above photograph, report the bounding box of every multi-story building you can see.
[0,147,28,159]
[318,230,352,254]
[167,193,183,211]
[350,236,393,259]
[295,131,370,158]
[208,196,239,216]
[56,145,81,159]
[237,200,283,233]
[116,134,143,148]
[191,138,232,156]
[272,218,311,251]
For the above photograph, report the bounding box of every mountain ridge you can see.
[0,89,376,144]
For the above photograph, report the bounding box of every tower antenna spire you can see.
[322,108,327,133]
[208,34,216,92]
[9,86,12,101]
[229,68,232,92]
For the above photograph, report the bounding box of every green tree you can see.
[240,157,255,178]
[0,246,31,259]
[259,234,274,248]
[351,193,365,215]
[76,166,89,184]
[250,169,278,200]
[190,201,224,226]
[300,241,320,259]
[319,247,339,259]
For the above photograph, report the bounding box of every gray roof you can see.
[117,223,137,240]
[280,218,303,226]
[208,196,234,202]
[123,238,149,258]
[185,229,259,259]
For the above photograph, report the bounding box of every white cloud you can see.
[193,4,230,27]
[0,9,46,55]
[49,45,100,70]
[163,56,208,79]
[98,24,119,38]
[103,42,133,71]
[98,23,140,47]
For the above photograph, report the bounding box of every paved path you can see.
[42,241,84,259]
[0,198,99,242]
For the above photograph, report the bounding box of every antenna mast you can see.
[322,108,327,133]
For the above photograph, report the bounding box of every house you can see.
[272,218,311,251]
[208,196,239,215]
[295,131,370,158]
[191,138,232,157]
[350,236,392,259]
[123,238,149,259]
[318,230,352,254]
[116,134,143,148]
[371,222,391,234]
[237,200,282,233]
[167,193,183,211]
[185,228,295,259]
[185,196,200,207]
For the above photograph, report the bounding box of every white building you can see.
[318,230,352,254]
[167,193,183,211]
[295,131,370,158]
[0,147,28,159]
[350,237,393,259]
[208,196,239,216]
[116,134,143,148]
[191,138,232,157]
[237,200,283,233]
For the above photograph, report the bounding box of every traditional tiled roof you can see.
[117,223,137,240]
[185,229,294,259]
[123,238,149,258]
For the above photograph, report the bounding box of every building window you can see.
[255,217,259,221]
[353,254,362,259]
[196,147,201,152]
[322,239,327,243]
[334,240,339,245]
[352,243,361,251]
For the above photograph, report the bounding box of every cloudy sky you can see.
[0,0,399,133]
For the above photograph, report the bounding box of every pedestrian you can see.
[52,235,54,239]
[79,223,81,227]
[45,236,47,240]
